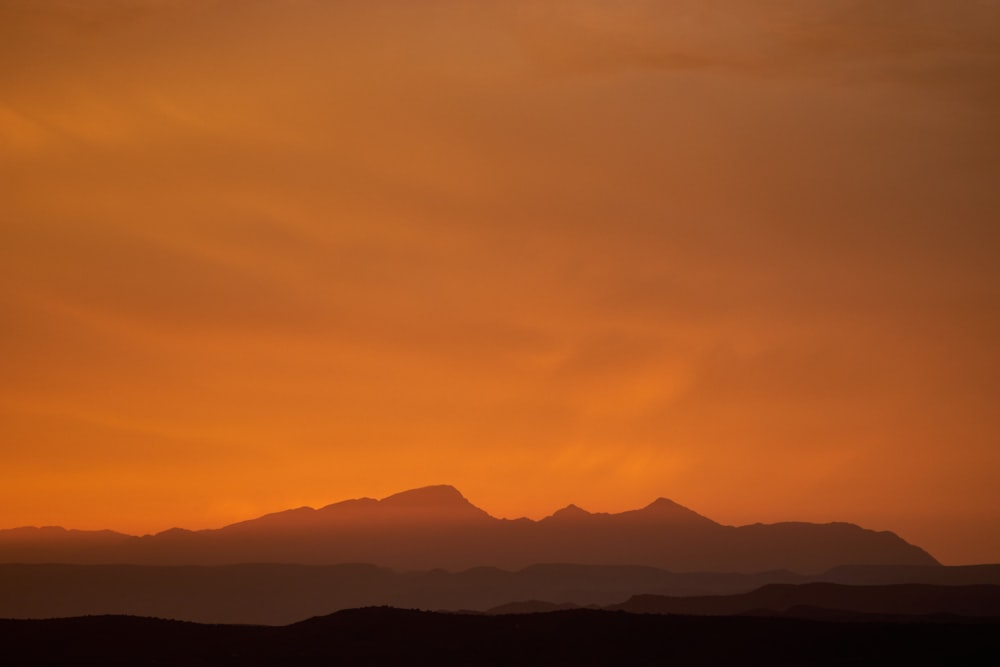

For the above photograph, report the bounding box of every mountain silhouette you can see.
[611,583,1000,617]
[1,562,997,625]
[0,485,937,572]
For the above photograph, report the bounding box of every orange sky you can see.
[1,1,998,565]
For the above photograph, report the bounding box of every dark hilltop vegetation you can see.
[2,606,998,666]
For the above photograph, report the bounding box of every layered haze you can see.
[1,1,998,564]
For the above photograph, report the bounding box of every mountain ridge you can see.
[0,485,938,572]
[610,582,1000,618]
[2,562,996,625]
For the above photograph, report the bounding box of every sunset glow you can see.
[2,1,998,564]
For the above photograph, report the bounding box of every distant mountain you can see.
[4,561,997,625]
[612,583,1000,618]
[4,562,997,625]
[0,485,937,572]
[0,562,779,624]
[486,600,587,615]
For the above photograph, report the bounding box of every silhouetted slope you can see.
[819,563,1000,586]
[725,521,937,573]
[0,563,794,624]
[613,583,1000,617]
[6,563,996,625]
[486,600,585,614]
[0,609,997,666]
[0,486,938,572]
[0,526,133,562]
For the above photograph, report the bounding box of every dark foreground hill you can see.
[0,485,937,572]
[1,608,997,667]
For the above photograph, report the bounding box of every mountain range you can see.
[0,485,937,572]
[3,562,998,625]
[609,582,1000,618]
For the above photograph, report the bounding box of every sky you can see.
[1,0,998,565]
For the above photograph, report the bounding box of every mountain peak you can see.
[629,497,719,525]
[547,504,592,521]
[374,485,493,523]
[645,497,686,511]
[379,485,475,509]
